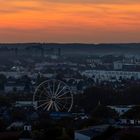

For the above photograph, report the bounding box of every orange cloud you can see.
[0,1,140,43]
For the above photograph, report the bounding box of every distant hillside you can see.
[47,43,140,56]
[0,43,140,56]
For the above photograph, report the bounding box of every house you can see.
[50,112,72,120]
[7,121,24,130]
[19,124,32,140]
[15,101,37,108]
[28,112,39,121]
[110,128,140,140]
[117,119,140,125]
[113,61,123,70]
[108,105,134,116]
[75,125,109,140]
[5,83,25,93]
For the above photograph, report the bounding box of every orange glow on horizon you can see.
[0,1,140,43]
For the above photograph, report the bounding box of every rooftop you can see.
[76,125,109,137]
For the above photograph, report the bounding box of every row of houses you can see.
[81,70,140,81]
[75,124,140,140]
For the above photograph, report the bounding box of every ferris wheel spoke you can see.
[54,102,59,111]
[55,100,63,110]
[56,99,67,108]
[52,80,55,96]
[36,101,49,109]
[42,87,52,98]
[56,91,70,98]
[55,102,61,111]
[50,103,54,110]
[56,99,65,105]
[35,89,48,98]
[55,87,67,97]
[47,82,53,96]
[54,82,61,96]
[62,105,68,110]
[43,102,51,110]
[47,101,53,111]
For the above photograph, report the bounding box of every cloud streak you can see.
[0,0,139,43]
[42,0,140,4]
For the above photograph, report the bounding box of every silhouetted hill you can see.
[0,43,140,56]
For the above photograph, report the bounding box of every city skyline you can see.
[0,0,140,43]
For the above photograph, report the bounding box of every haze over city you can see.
[0,0,140,43]
[1,1,140,140]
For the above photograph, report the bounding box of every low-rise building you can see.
[108,105,134,116]
[15,101,37,108]
[75,125,109,140]
[81,70,140,81]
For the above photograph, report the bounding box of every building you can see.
[7,122,24,130]
[113,61,123,70]
[15,101,37,108]
[108,105,134,116]
[50,112,72,120]
[75,125,109,140]
[117,119,140,125]
[81,70,140,81]
[19,124,32,140]
[5,83,25,93]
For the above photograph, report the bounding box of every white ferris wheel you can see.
[33,79,73,112]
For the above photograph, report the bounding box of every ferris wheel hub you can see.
[52,97,56,101]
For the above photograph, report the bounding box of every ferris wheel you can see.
[33,79,73,112]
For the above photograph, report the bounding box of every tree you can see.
[123,106,140,119]
[0,95,11,106]
[0,118,6,131]
[11,108,26,121]
[91,105,118,120]
[92,126,120,140]
[0,74,7,91]
[36,74,46,85]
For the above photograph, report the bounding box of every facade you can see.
[113,61,123,70]
[15,101,37,108]
[5,84,25,93]
[108,105,134,116]
[81,70,140,81]
[0,71,27,78]
[117,119,140,125]
[7,122,24,130]
[75,132,91,140]
[19,124,32,140]
[75,125,109,140]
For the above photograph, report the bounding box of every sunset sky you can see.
[0,0,140,43]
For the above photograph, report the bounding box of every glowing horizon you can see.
[0,0,140,43]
